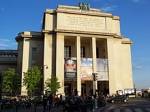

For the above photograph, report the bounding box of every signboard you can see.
[80,58,93,80]
[65,72,76,79]
[64,58,76,79]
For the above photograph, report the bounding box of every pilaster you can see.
[56,33,64,95]
[43,33,52,93]
[21,38,30,95]
[107,38,116,95]
[76,36,81,96]
[92,37,97,94]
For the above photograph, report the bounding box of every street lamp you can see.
[40,65,48,95]
[92,73,98,109]
[92,73,97,96]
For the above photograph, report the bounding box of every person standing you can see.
[43,95,47,112]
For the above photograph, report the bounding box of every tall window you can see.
[64,46,71,58]
[81,46,85,57]
[32,47,38,65]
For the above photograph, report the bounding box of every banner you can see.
[96,59,108,81]
[64,58,76,79]
[80,58,93,80]
[65,58,76,72]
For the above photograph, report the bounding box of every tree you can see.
[45,77,60,95]
[23,66,42,96]
[2,68,20,96]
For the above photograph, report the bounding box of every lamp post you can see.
[92,73,98,110]
[92,73,97,96]
[40,65,48,95]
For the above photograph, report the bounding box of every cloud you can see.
[93,0,100,1]
[101,5,117,12]
[131,0,148,3]
[0,39,10,42]
[133,64,143,70]
[132,0,141,3]
[0,43,9,47]
[132,57,150,71]
[0,38,17,50]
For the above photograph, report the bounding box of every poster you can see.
[80,58,93,80]
[96,59,108,81]
[64,58,76,78]
[65,58,76,72]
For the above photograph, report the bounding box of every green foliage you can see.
[2,68,20,96]
[23,66,42,96]
[45,77,60,94]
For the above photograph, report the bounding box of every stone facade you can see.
[16,5,133,96]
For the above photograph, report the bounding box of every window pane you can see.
[64,46,71,58]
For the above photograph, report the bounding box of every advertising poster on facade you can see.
[96,59,108,81]
[80,58,93,80]
[64,58,76,79]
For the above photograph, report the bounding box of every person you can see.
[47,94,53,112]
[43,95,47,112]
[97,94,106,107]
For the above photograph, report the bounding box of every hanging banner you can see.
[80,58,93,80]
[96,59,108,81]
[65,58,76,72]
[64,58,76,79]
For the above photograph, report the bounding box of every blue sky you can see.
[0,0,150,89]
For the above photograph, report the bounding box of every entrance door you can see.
[81,84,86,96]
[81,81,93,96]
[97,81,109,96]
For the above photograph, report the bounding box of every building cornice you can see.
[16,31,42,41]
[56,10,119,19]
[42,29,122,39]
[122,38,133,44]
[45,5,120,20]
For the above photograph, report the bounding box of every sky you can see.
[0,0,150,89]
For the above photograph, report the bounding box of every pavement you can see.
[98,98,150,112]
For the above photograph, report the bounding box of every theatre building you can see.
[16,4,133,96]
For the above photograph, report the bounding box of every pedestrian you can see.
[47,94,53,112]
[43,95,47,112]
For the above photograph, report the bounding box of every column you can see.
[43,33,52,93]
[56,33,64,95]
[107,38,116,95]
[21,38,30,95]
[92,37,97,95]
[76,36,81,96]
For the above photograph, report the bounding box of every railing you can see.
[0,57,17,63]
[0,50,17,55]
